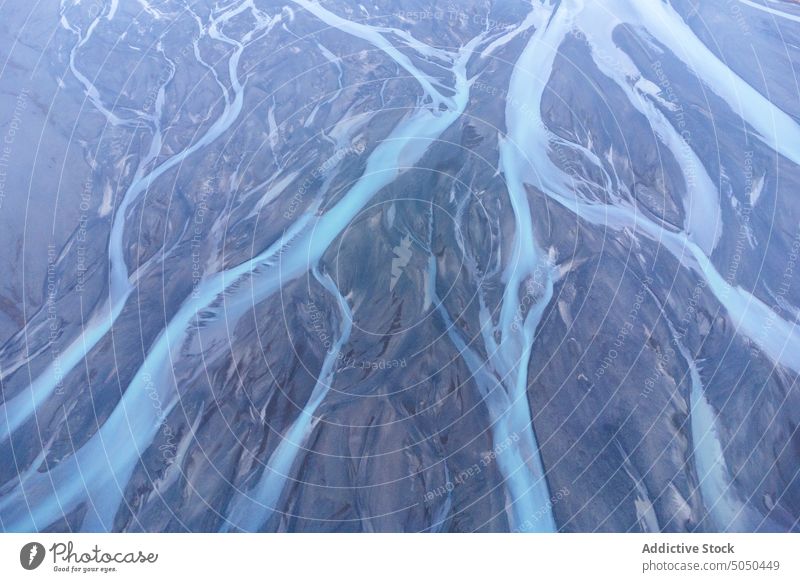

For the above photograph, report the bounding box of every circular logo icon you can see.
[19,542,45,570]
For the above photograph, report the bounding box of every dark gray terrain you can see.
[0,0,799,532]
